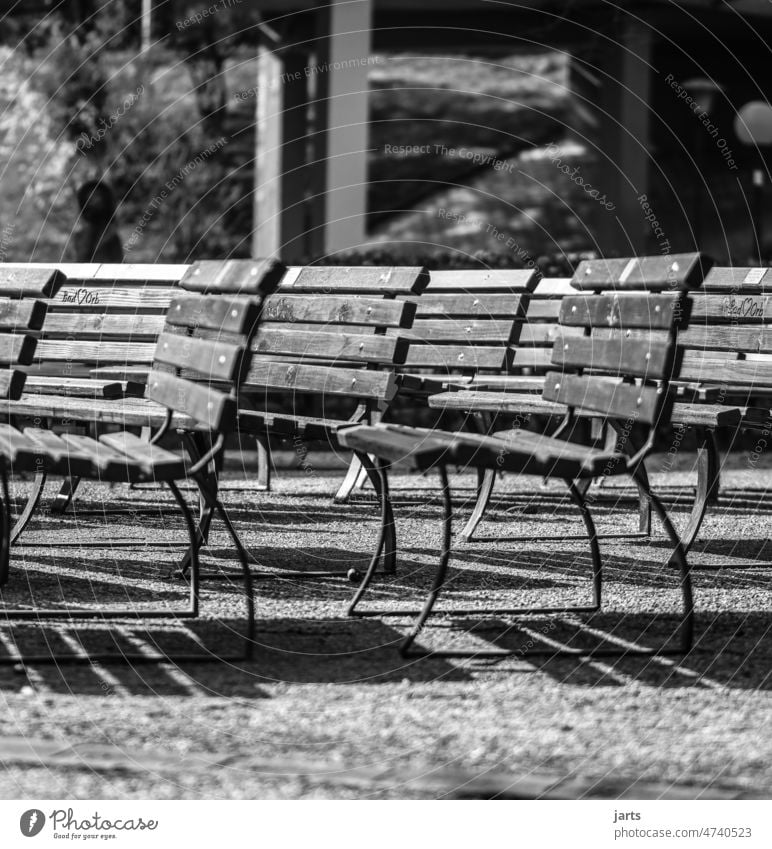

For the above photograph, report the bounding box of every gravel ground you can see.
[0,452,770,799]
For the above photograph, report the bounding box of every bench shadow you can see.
[409,611,772,690]
[0,616,468,696]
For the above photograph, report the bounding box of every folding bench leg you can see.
[9,471,47,544]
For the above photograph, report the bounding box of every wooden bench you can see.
[1,263,426,526]
[0,259,282,664]
[0,263,186,523]
[338,252,712,659]
[427,266,744,542]
[244,264,427,495]
[331,268,538,501]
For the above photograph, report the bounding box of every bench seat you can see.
[4,393,193,430]
[428,390,744,428]
[340,422,626,479]
[0,425,185,482]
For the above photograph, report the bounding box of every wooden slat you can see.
[23,377,126,399]
[512,323,584,346]
[7,394,171,429]
[0,266,64,298]
[254,328,407,365]
[571,253,708,292]
[145,369,236,430]
[530,277,573,297]
[678,324,772,354]
[263,294,415,328]
[0,299,47,331]
[542,371,662,423]
[43,313,165,339]
[0,334,36,365]
[551,332,674,378]
[386,318,516,343]
[244,361,397,401]
[426,269,537,292]
[181,258,286,294]
[560,293,682,329]
[678,351,772,387]
[469,375,546,392]
[702,266,772,293]
[1,262,186,284]
[0,370,26,399]
[404,293,524,318]
[428,389,740,427]
[0,423,37,464]
[281,266,429,295]
[403,345,510,371]
[45,286,177,311]
[85,263,188,284]
[153,332,245,381]
[21,427,96,475]
[524,301,561,320]
[58,433,137,478]
[99,431,185,477]
[511,348,556,370]
[689,293,771,323]
[35,340,156,364]
[165,294,261,334]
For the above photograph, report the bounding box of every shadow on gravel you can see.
[423,611,772,690]
[0,617,467,694]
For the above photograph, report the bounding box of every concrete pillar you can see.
[253,48,311,262]
[310,0,373,257]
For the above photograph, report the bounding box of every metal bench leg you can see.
[681,426,719,553]
[345,460,690,659]
[0,470,11,586]
[459,467,496,542]
[50,476,80,514]
[334,453,365,504]
[193,474,256,660]
[334,404,378,503]
[346,455,396,614]
[195,449,392,585]
[706,428,721,504]
[177,433,216,576]
[398,469,605,658]
[256,435,272,492]
[9,472,47,544]
[607,419,652,536]
[631,463,694,654]
[0,476,255,665]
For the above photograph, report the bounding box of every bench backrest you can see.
[0,264,187,387]
[672,266,772,398]
[0,267,63,399]
[243,266,428,412]
[145,259,284,432]
[396,269,536,375]
[543,253,711,429]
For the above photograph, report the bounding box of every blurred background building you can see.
[1,0,772,269]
